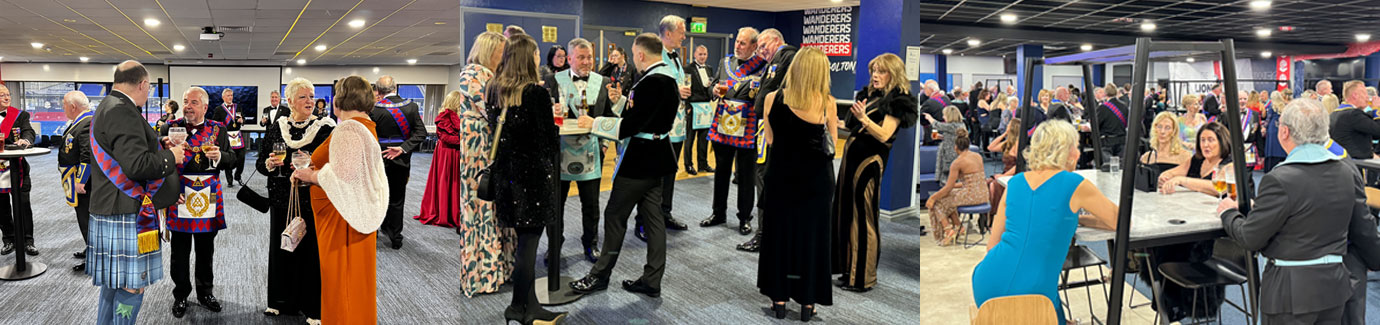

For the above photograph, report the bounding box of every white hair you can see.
[284,77,314,100]
[659,15,685,35]
[757,28,783,43]
[221,88,233,95]
[1280,98,1329,145]
[185,87,209,102]
[63,90,90,110]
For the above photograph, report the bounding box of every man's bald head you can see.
[1054,87,1071,101]
[113,60,150,106]
[375,75,397,94]
[1317,79,1333,96]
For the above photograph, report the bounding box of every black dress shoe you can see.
[172,299,188,318]
[198,295,223,312]
[635,225,648,242]
[73,251,85,259]
[569,275,609,293]
[666,217,689,230]
[700,167,715,173]
[72,262,86,272]
[24,243,38,256]
[700,215,726,227]
[621,280,661,298]
[686,168,698,176]
[1,242,12,255]
[837,284,872,292]
[737,234,761,252]
[390,236,404,250]
[738,221,753,235]
[582,244,600,263]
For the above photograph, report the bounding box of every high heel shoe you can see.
[801,304,816,322]
[528,309,567,325]
[770,302,786,319]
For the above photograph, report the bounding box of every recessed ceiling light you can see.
[941,49,953,55]
[0,57,4,61]
[967,39,981,46]
[30,42,43,49]
[830,0,842,3]
[434,22,446,25]
[1260,51,1273,58]
[1141,22,1156,32]
[1000,14,1017,24]
[348,19,366,28]
[79,57,89,62]
[173,44,185,52]
[43,65,50,71]
[285,68,293,74]
[1358,33,1372,42]
[62,19,76,23]
[1256,28,1272,37]
[1080,44,1093,51]
[296,59,306,65]
[372,67,380,73]
[1249,0,1272,10]
[315,44,327,52]
[407,59,417,65]
[143,18,160,27]
[1187,57,1196,62]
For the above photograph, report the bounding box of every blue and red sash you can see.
[60,110,94,206]
[1104,101,1126,126]
[89,115,163,253]
[0,107,23,193]
[722,55,767,89]
[377,97,414,140]
[931,95,948,108]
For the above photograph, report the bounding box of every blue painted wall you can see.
[460,0,582,15]
[857,0,923,214]
[582,0,776,35]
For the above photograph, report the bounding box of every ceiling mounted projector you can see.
[200,27,224,41]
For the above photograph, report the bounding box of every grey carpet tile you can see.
[1,151,921,324]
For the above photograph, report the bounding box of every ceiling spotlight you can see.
[296,59,306,65]
[79,57,89,62]
[348,19,366,28]
[1140,22,1156,32]
[1256,28,1272,37]
[1000,14,1017,24]
[1249,0,1272,10]
[1187,57,1196,63]
[941,49,953,55]
[407,59,417,65]
[967,39,981,46]
[1080,44,1093,51]
[173,44,185,52]
[1358,33,1372,42]
[830,0,842,3]
[372,67,380,73]
[143,18,160,27]
[315,44,327,52]
[30,42,43,49]
[0,57,4,61]
[284,68,292,74]
[1261,51,1273,58]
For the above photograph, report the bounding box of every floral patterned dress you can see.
[455,63,516,297]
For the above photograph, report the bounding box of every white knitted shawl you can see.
[316,118,389,234]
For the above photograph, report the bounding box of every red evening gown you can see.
[414,109,464,228]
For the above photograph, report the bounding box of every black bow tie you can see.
[668,51,679,60]
[572,75,589,82]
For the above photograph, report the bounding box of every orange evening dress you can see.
[310,116,388,324]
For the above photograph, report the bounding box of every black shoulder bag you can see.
[1134,149,1161,192]
[235,168,270,213]
[476,105,509,201]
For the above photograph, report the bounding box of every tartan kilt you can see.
[85,213,163,289]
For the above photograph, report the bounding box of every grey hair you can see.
[737,27,759,43]
[1279,98,1330,145]
[1368,86,1377,97]
[221,88,233,95]
[375,75,397,93]
[659,15,685,35]
[567,37,593,51]
[185,87,209,102]
[758,28,783,43]
[63,90,90,110]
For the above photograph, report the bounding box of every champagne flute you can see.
[168,127,188,146]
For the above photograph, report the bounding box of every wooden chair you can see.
[970,294,1059,325]
[1364,186,1380,208]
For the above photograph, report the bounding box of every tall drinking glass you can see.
[168,127,188,146]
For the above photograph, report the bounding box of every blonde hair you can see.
[1322,94,1339,111]
[1150,112,1185,156]
[1023,120,1079,171]
[467,31,507,69]
[1270,91,1287,113]
[1182,93,1200,110]
[441,90,465,113]
[1038,89,1052,104]
[1104,83,1120,98]
[942,105,961,123]
[782,47,830,115]
[867,53,909,94]
[284,77,314,101]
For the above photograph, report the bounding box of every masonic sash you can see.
[90,115,165,254]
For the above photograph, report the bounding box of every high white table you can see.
[0,147,51,281]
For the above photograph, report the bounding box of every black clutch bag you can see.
[1134,150,1161,192]
[476,105,510,202]
[235,171,270,213]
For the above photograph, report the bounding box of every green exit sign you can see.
[690,17,707,33]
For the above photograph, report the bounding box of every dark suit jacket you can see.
[59,115,93,168]
[260,105,289,127]
[1220,159,1380,315]
[1093,97,1129,140]
[89,91,180,215]
[1203,93,1222,120]
[0,108,36,192]
[609,73,680,179]
[754,45,799,115]
[1046,102,1073,123]
[159,119,236,173]
[207,104,243,131]
[920,94,949,145]
[686,62,716,102]
[369,95,428,169]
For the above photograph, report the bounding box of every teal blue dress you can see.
[972,171,1083,324]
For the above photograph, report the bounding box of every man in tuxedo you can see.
[703,26,765,237]
[88,60,185,324]
[260,90,289,128]
[571,33,680,298]
[161,87,235,317]
[738,28,798,252]
[542,37,626,263]
[0,84,37,256]
[919,83,949,145]
[207,89,246,187]
[1046,87,1075,123]
[1092,84,1130,159]
[1203,84,1224,120]
[684,44,715,175]
[633,15,692,242]
[60,90,95,271]
[370,75,428,249]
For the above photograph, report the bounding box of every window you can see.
[21,82,74,135]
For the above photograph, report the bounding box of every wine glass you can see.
[292,151,312,186]
[272,143,287,165]
[168,127,188,146]
[1211,166,1229,199]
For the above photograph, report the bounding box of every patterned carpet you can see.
[0,150,921,324]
